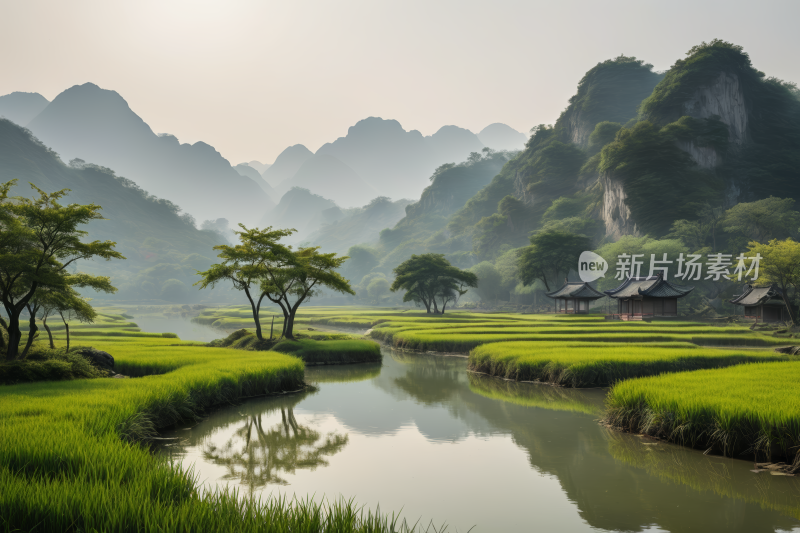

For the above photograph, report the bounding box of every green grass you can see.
[604,361,800,465]
[0,319,441,531]
[468,341,791,387]
[272,338,382,365]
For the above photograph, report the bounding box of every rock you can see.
[774,346,800,355]
[74,347,114,370]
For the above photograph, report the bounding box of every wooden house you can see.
[545,281,605,314]
[604,274,693,321]
[729,284,790,323]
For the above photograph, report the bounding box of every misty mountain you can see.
[259,187,338,243]
[274,154,377,208]
[314,117,486,200]
[245,160,270,174]
[23,82,269,226]
[261,144,314,187]
[234,162,275,199]
[0,117,225,303]
[306,197,414,255]
[0,92,50,127]
[477,123,527,151]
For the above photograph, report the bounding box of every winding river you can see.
[159,348,800,532]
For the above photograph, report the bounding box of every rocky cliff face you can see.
[563,107,593,147]
[600,172,641,240]
[683,72,748,146]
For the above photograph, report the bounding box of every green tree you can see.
[366,277,390,305]
[196,226,354,341]
[196,226,295,341]
[390,254,478,314]
[0,181,123,359]
[722,197,800,243]
[470,261,503,302]
[344,245,379,282]
[746,239,800,324]
[518,230,590,291]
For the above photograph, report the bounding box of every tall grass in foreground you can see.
[468,342,789,387]
[604,361,800,466]
[0,338,438,532]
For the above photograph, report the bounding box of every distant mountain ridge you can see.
[0,91,49,126]
[21,83,270,226]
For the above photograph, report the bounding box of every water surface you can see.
[160,348,800,532]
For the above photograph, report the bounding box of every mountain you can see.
[477,123,527,151]
[314,117,484,200]
[426,125,485,168]
[234,162,275,199]
[0,92,50,126]
[245,160,270,174]
[274,154,377,207]
[306,196,413,255]
[261,144,314,187]
[258,187,338,243]
[0,117,226,303]
[24,83,269,226]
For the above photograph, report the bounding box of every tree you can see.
[518,230,589,291]
[266,246,354,340]
[343,245,379,283]
[390,254,478,314]
[746,239,800,324]
[722,197,800,243]
[0,181,123,359]
[470,262,503,302]
[366,277,390,304]
[197,225,354,341]
[195,226,295,341]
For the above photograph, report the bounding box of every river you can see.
[159,348,800,532]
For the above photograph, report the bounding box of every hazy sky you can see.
[2,0,799,164]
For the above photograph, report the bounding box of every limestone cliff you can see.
[600,172,641,240]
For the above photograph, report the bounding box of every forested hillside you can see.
[340,41,800,311]
[0,118,227,303]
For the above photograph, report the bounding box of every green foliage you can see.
[599,121,722,235]
[588,121,622,150]
[518,230,590,291]
[469,262,503,302]
[366,277,391,304]
[391,254,478,313]
[0,345,107,384]
[271,338,381,364]
[722,197,800,242]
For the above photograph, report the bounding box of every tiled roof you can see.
[730,285,785,306]
[545,282,605,299]
[605,275,694,299]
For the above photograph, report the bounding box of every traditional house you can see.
[545,281,605,314]
[729,284,790,323]
[604,274,693,320]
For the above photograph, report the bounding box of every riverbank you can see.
[0,315,439,532]
[604,361,800,470]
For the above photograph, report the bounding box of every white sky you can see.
[2,0,798,164]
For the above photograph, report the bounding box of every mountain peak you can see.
[0,91,50,126]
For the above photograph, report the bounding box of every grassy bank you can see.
[468,341,790,387]
[0,317,439,531]
[604,361,800,466]
[468,373,605,415]
[272,338,381,365]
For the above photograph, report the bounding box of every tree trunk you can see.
[284,312,297,340]
[61,313,70,352]
[5,313,23,360]
[0,315,7,352]
[43,315,55,349]
[270,315,275,340]
[20,308,37,360]
[243,286,263,340]
[432,298,440,314]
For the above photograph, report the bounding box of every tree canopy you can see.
[0,180,123,359]
[518,230,590,291]
[390,254,477,314]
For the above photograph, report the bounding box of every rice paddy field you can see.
[0,313,444,532]
[605,361,800,466]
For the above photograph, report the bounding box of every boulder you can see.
[74,347,114,370]
[774,346,800,355]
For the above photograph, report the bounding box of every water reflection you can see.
[161,348,800,532]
